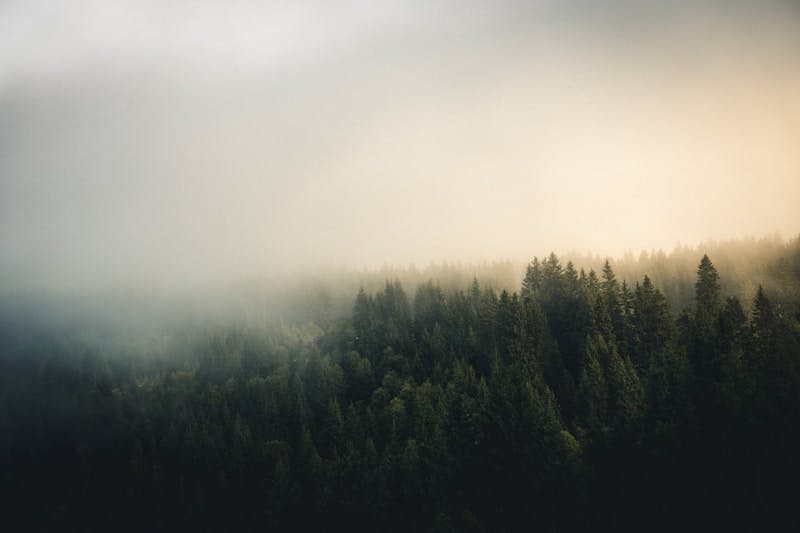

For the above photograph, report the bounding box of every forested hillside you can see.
[2,242,800,531]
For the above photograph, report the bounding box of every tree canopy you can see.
[2,245,800,531]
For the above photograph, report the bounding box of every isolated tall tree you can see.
[695,254,721,317]
[690,255,725,411]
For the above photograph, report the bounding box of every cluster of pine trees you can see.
[2,252,799,531]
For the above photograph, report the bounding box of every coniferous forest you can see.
[4,0,800,530]
[2,240,800,531]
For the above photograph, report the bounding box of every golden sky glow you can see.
[1,1,799,286]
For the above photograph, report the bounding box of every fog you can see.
[1,0,799,289]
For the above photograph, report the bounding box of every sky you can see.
[1,0,799,288]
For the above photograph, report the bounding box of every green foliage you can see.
[2,245,800,531]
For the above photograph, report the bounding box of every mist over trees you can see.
[2,237,799,531]
[3,1,799,530]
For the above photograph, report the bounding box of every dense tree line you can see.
[2,249,800,531]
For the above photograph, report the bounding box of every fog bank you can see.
[2,1,799,289]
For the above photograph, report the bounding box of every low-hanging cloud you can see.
[1,0,799,289]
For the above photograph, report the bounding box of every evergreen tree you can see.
[632,275,675,374]
[695,254,721,318]
[521,258,542,301]
[577,346,607,434]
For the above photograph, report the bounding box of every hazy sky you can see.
[1,0,799,287]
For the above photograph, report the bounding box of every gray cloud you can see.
[1,1,799,288]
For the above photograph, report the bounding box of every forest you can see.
[2,238,800,531]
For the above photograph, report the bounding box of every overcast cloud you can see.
[1,0,799,288]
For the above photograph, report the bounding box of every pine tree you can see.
[633,275,675,373]
[577,345,607,433]
[353,288,376,364]
[521,258,542,301]
[690,255,727,413]
[695,254,721,317]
